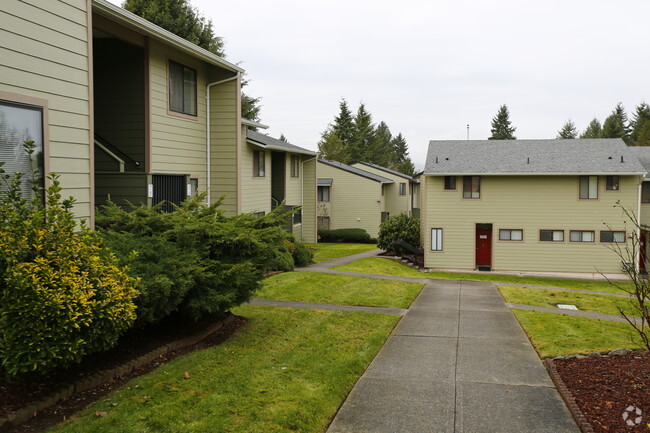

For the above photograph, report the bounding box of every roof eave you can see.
[246,139,317,156]
[242,118,269,129]
[92,0,244,73]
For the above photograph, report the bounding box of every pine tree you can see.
[580,118,602,138]
[389,133,416,176]
[123,0,261,121]
[351,103,375,162]
[557,120,578,139]
[631,102,650,145]
[637,119,650,147]
[318,129,351,163]
[601,103,631,143]
[488,105,516,140]
[332,100,355,146]
[368,121,393,167]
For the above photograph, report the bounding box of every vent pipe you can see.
[621,156,625,163]
[527,157,530,164]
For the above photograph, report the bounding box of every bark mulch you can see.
[0,314,245,433]
[554,351,650,432]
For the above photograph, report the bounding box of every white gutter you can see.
[206,73,240,205]
[637,177,643,274]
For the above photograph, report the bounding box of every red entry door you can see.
[476,227,492,268]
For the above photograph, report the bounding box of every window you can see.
[499,229,523,241]
[169,60,197,116]
[317,216,330,230]
[570,230,595,242]
[540,230,564,242]
[606,175,619,191]
[600,231,625,243]
[444,176,456,190]
[381,184,385,196]
[579,175,598,199]
[317,185,330,202]
[293,208,302,224]
[463,176,480,199]
[0,100,44,199]
[399,182,406,195]
[381,211,390,222]
[253,211,265,218]
[253,150,265,177]
[642,183,650,203]
[189,178,199,196]
[431,228,443,251]
[290,155,300,177]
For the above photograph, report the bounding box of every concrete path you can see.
[327,280,579,433]
[506,303,629,323]
[249,298,407,316]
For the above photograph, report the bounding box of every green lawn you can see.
[49,305,398,433]
[512,310,640,358]
[334,257,633,294]
[305,243,377,261]
[499,286,637,317]
[257,272,424,309]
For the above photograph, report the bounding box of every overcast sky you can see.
[107,0,649,168]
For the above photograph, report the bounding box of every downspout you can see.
[206,72,240,205]
[301,156,317,241]
[637,177,643,274]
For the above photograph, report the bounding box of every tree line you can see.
[490,103,650,145]
[318,100,416,176]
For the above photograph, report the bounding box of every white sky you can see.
[106,0,650,169]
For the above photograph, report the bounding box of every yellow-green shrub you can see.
[0,145,137,376]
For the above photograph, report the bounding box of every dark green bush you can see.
[0,144,137,376]
[292,242,314,266]
[318,228,375,243]
[97,196,312,325]
[377,213,421,252]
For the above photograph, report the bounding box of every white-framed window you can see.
[431,228,443,251]
[463,176,480,199]
[253,150,265,177]
[539,230,564,242]
[399,182,406,195]
[0,100,44,199]
[317,185,330,202]
[499,229,523,241]
[168,60,197,116]
[579,175,598,199]
[189,178,199,196]
[600,231,625,243]
[570,230,595,242]
[290,155,300,177]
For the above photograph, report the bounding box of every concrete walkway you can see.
[327,280,580,433]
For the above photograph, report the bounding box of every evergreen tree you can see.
[637,119,650,147]
[557,120,578,139]
[351,103,375,162]
[332,100,355,146]
[488,105,516,140]
[318,129,351,163]
[369,121,393,167]
[580,118,602,138]
[389,133,416,176]
[123,0,261,121]
[631,102,650,145]
[601,103,631,143]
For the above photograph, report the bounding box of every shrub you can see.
[97,196,312,325]
[318,228,374,243]
[292,242,313,267]
[377,213,420,252]
[0,144,137,376]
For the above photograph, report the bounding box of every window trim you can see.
[0,91,50,197]
[578,175,598,200]
[253,150,265,177]
[463,176,481,199]
[569,230,596,243]
[317,185,330,202]
[399,182,407,195]
[539,229,565,242]
[642,182,650,203]
[498,229,523,241]
[431,228,443,251]
[605,175,620,191]
[600,230,626,243]
[290,155,300,178]
[167,59,198,118]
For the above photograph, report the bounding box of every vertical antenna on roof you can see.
[467,124,470,140]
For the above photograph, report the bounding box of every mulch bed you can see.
[554,351,650,432]
[1,314,245,433]
[378,250,425,268]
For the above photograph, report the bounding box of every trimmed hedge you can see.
[318,228,376,243]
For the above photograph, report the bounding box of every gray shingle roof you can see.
[627,147,650,176]
[318,159,394,183]
[247,130,317,156]
[424,139,646,175]
[354,162,415,181]
[317,178,333,186]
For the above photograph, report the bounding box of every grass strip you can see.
[305,243,377,260]
[512,309,640,358]
[257,272,424,309]
[50,305,398,433]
